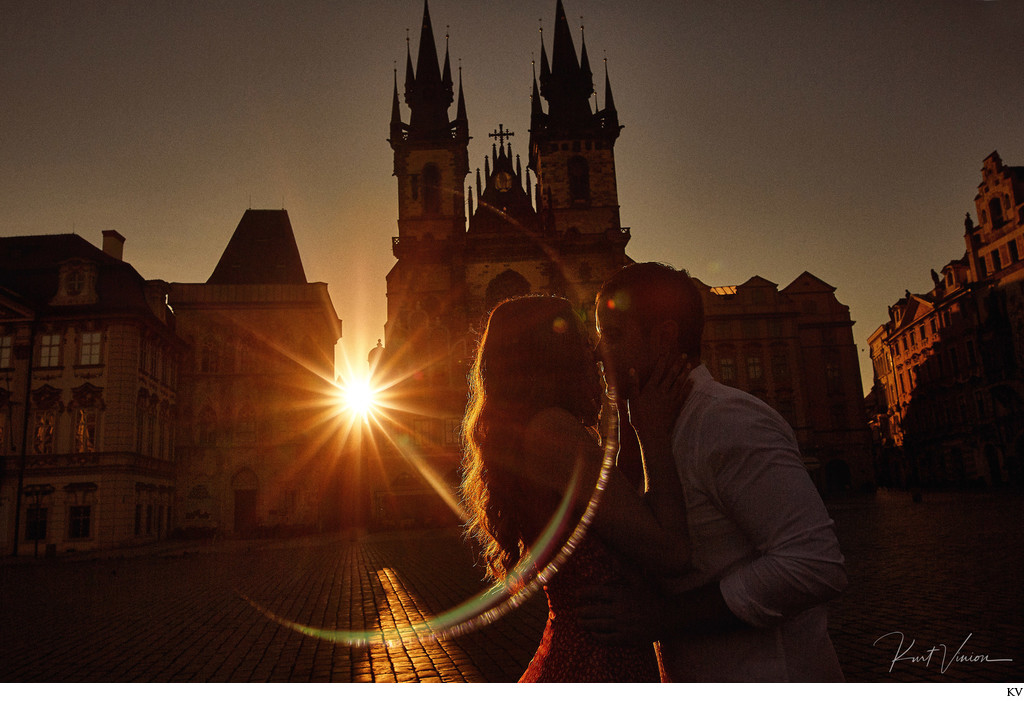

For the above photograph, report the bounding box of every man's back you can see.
[660,364,846,682]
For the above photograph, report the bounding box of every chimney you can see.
[102,230,125,260]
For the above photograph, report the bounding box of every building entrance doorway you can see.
[231,469,259,535]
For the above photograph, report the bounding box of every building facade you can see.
[365,0,872,528]
[1,210,344,554]
[699,274,873,492]
[0,232,182,555]
[868,151,1024,488]
[168,209,343,537]
[368,1,634,528]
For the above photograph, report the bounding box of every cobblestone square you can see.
[1,489,1021,682]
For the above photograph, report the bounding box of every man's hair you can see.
[597,262,705,358]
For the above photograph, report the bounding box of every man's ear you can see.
[650,319,679,355]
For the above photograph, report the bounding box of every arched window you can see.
[422,164,441,214]
[568,156,590,203]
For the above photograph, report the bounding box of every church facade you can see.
[369,1,635,527]
[367,1,872,528]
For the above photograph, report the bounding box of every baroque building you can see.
[1,212,344,553]
[868,151,1024,488]
[168,209,343,536]
[698,274,873,492]
[0,232,181,554]
[366,1,872,528]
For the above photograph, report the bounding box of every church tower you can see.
[529,0,624,239]
[389,0,470,243]
[385,1,470,360]
[368,1,632,531]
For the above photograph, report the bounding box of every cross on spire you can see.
[488,123,514,148]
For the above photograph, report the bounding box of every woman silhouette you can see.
[461,295,692,682]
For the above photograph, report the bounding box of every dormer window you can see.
[66,270,86,296]
[52,260,98,306]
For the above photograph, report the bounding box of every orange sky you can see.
[2,0,1023,388]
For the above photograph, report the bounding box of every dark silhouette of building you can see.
[868,151,1024,488]
[365,1,872,528]
[0,212,344,553]
[169,209,342,537]
[366,1,633,528]
[0,231,181,554]
[698,274,873,492]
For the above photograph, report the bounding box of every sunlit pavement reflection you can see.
[1,490,1021,682]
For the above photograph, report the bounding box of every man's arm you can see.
[576,577,745,646]
[702,396,847,627]
[578,393,846,644]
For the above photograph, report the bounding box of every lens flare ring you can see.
[239,410,617,647]
[240,204,617,646]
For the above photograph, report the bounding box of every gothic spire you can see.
[442,30,453,94]
[538,0,595,126]
[531,61,543,118]
[602,59,618,127]
[579,22,593,91]
[415,0,442,88]
[404,36,415,96]
[404,0,455,138]
[551,0,580,78]
[539,33,551,85]
[390,67,404,143]
[456,65,468,125]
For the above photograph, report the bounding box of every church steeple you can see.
[528,1,625,241]
[390,0,470,246]
[602,60,618,128]
[404,0,455,139]
[537,0,594,127]
[531,61,543,119]
[442,31,453,95]
[468,125,542,237]
[390,67,403,143]
[454,65,468,139]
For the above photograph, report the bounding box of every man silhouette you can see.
[582,261,847,682]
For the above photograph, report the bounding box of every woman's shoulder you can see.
[527,406,586,433]
[524,407,598,458]
[522,406,601,499]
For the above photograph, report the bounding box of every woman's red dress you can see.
[518,534,660,683]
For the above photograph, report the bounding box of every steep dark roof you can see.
[0,233,156,317]
[207,210,307,285]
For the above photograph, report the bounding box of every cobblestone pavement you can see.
[1,489,1022,682]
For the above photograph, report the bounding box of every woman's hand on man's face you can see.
[628,353,692,441]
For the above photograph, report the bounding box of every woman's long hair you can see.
[461,296,602,581]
